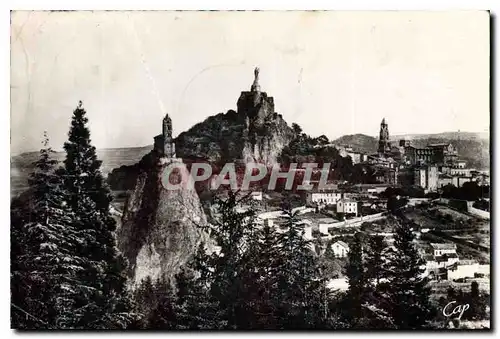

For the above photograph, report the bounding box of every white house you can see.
[331,240,349,258]
[326,277,349,291]
[424,254,460,277]
[430,243,457,257]
[318,217,337,235]
[336,199,358,216]
[303,225,313,241]
[306,190,343,206]
[454,160,467,169]
[250,191,263,201]
[447,260,480,280]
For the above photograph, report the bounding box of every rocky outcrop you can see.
[107,69,295,191]
[117,153,208,285]
[176,86,294,166]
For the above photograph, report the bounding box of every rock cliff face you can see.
[117,153,207,285]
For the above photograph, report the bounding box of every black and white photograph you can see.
[9,10,491,330]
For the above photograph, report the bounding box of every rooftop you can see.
[430,243,457,250]
[435,254,459,262]
[333,240,349,249]
[317,217,338,224]
[427,143,451,148]
[352,183,392,188]
[338,198,357,203]
[309,189,342,194]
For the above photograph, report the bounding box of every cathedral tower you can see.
[378,118,391,156]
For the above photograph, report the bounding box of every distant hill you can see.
[331,134,378,154]
[391,131,489,142]
[11,145,152,195]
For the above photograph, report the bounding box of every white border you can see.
[2,1,498,338]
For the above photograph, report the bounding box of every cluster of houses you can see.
[422,242,488,281]
[236,190,488,292]
[304,185,391,218]
[333,119,489,193]
[326,238,488,283]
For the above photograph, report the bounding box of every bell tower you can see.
[378,118,391,156]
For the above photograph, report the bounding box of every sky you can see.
[10,11,490,154]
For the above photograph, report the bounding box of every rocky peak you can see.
[117,153,208,285]
[176,68,294,166]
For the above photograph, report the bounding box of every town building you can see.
[373,165,398,185]
[454,160,467,169]
[400,140,458,165]
[351,183,393,194]
[250,191,263,201]
[318,217,338,235]
[437,174,475,188]
[331,240,350,258]
[450,168,475,176]
[414,165,438,192]
[305,190,343,206]
[446,260,480,280]
[336,199,358,216]
[346,150,368,164]
[303,224,313,241]
[430,243,457,257]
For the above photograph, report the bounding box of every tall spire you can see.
[251,67,261,92]
[378,118,391,155]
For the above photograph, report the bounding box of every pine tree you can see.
[381,219,433,329]
[343,232,369,328]
[60,101,135,328]
[11,133,88,329]
[132,276,156,327]
[365,235,386,286]
[240,223,283,329]
[207,191,258,329]
[147,276,178,329]
[276,209,327,329]
[170,244,227,329]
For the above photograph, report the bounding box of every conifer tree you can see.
[146,276,178,329]
[343,232,369,328]
[240,223,283,329]
[381,219,433,329]
[276,209,326,329]
[170,244,227,329]
[132,276,156,327]
[60,101,135,328]
[11,133,87,329]
[207,191,258,329]
[365,235,386,286]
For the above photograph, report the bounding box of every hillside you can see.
[391,131,489,141]
[331,134,378,154]
[11,146,152,195]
